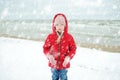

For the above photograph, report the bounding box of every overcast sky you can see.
[0,0,120,20]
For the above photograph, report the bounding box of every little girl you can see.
[43,13,77,80]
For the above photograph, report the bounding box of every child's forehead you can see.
[56,15,64,18]
[55,15,65,20]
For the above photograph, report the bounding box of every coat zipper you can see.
[56,31,63,69]
[57,42,60,69]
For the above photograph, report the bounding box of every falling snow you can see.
[0,0,120,79]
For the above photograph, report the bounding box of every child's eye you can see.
[55,24,59,26]
[55,24,64,27]
[60,24,64,26]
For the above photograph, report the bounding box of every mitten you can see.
[63,56,70,67]
[47,55,56,66]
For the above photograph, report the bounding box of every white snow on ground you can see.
[0,37,120,80]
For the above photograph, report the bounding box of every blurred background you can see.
[0,0,120,52]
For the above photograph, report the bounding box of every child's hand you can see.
[48,55,56,65]
[63,56,70,67]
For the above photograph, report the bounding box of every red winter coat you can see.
[43,13,76,70]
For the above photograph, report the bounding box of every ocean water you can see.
[0,20,120,46]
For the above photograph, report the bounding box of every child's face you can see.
[55,24,65,33]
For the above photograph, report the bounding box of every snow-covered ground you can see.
[0,37,120,80]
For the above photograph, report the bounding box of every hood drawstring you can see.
[56,31,64,44]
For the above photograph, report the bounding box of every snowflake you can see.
[112,5,117,9]
[33,10,37,14]
[1,8,9,19]
[118,30,120,36]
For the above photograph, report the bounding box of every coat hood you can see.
[52,13,68,34]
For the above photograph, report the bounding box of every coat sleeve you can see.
[68,35,77,60]
[43,34,51,55]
